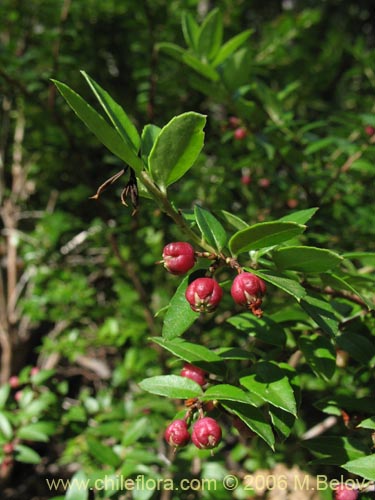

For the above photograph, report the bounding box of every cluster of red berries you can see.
[164,364,222,451]
[227,115,247,141]
[161,242,266,317]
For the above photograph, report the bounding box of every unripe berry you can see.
[164,419,190,448]
[180,363,206,386]
[162,242,195,275]
[185,277,223,312]
[192,417,222,449]
[233,127,247,140]
[231,272,266,306]
[9,376,19,389]
[334,484,359,500]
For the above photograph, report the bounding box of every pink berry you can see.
[231,272,266,306]
[334,484,358,500]
[241,174,251,185]
[3,443,14,455]
[31,367,40,376]
[164,419,190,448]
[233,127,247,140]
[180,363,206,386]
[9,376,19,389]
[162,242,195,275]
[287,198,298,208]
[14,390,23,402]
[185,277,223,313]
[228,116,241,128]
[364,125,375,137]
[258,177,270,188]
[191,417,222,449]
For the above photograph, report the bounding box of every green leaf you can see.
[202,384,262,406]
[157,42,185,60]
[197,8,223,61]
[0,411,13,439]
[162,276,198,339]
[357,417,375,430]
[221,210,249,230]
[304,436,368,465]
[0,384,10,409]
[65,470,89,500]
[87,437,121,468]
[221,401,275,449]
[122,417,150,446]
[52,80,142,173]
[253,269,307,301]
[181,11,199,50]
[182,53,219,81]
[81,71,140,152]
[139,375,203,399]
[320,272,373,310]
[336,332,375,364]
[269,406,296,439]
[300,294,339,337]
[152,337,221,363]
[194,205,227,251]
[342,455,375,481]
[141,124,161,165]
[227,314,286,347]
[15,444,42,464]
[240,362,297,416]
[148,112,206,189]
[299,333,336,380]
[273,246,343,273]
[304,137,337,154]
[212,30,254,67]
[31,369,55,386]
[278,207,319,225]
[17,422,55,442]
[229,221,306,255]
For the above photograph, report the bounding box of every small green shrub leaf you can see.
[139,375,203,399]
[162,276,198,339]
[299,333,336,380]
[342,455,375,481]
[273,246,343,273]
[194,205,227,251]
[197,8,223,61]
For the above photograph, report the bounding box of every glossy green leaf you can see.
[31,369,55,386]
[212,30,254,67]
[52,80,142,173]
[17,421,55,442]
[194,205,227,251]
[304,436,368,465]
[336,332,375,364]
[222,401,275,449]
[300,294,339,337]
[162,276,198,339]
[148,112,206,188]
[202,384,262,406]
[320,272,373,310]
[122,417,150,446]
[253,269,307,301]
[229,221,305,255]
[141,124,161,165]
[221,210,249,230]
[87,437,121,468]
[357,417,375,430]
[240,362,297,416]
[181,11,199,50]
[139,375,203,399]
[227,313,286,347]
[0,384,10,409]
[278,207,319,225]
[197,8,223,61]
[342,455,375,481]
[0,411,13,439]
[299,333,336,380]
[65,470,89,500]
[273,246,343,273]
[157,42,185,60]
[152,337,221,363]
[182,53,219,81]
[269,406,296,439]
[81,71,140,152]
[15,444,42,464]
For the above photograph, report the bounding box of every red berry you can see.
[233,127,247,140]
[164,419,190,448]
[364,125,375,137]
[241,174,251,185]
[2,443,14,455]
[9,376,19,389]
[14,390,23,402]
[287,198,298,209]
[258,177,270,188]
[180,363,206,386]
[228,116,241,128]
[185,277,223,312]
[334,484,358,500]
[162,242,195,275]
[231,272,266,306]
[31,367,40,376]
[192,417,222,449]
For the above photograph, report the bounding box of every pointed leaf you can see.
[229,221,306,255]
[300,294,339,337]
[252,269,307,301]
[202,384,262,406]
[87,437,121,467]
[141,124,161,165]
[240,362,297,416]
[181,12,199,50]
[303,436,368,465]
[197,8,223,61]
[65,470,89,500]
[162,276,198,339]
[299,333,336,380]
[81,71,140,152]
[212,30,254,67]
[52,80,142,173]
[320,272,373,310]
[269,406,296,439]
[221,210,249,230]
[139,375,203,399]
[149,112,206,188]
[15,444,41,464]
[227,313,286,347]
[194,205,227,251]
[152,337,221,363]
[0,411,13,439]
[342,455,375,481]
[182,53,219,81]
[273,246,343,273]
[278,207,319,225]
[0,384,10,409]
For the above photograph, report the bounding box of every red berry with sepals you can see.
[231,272,266,317]
[180,363,207,386]
[162,242,195,275]
[334,484,359,500]
[233,127,247,140]
[164,419,191,448]
[191,417,222,449]
[185,277,223,312]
